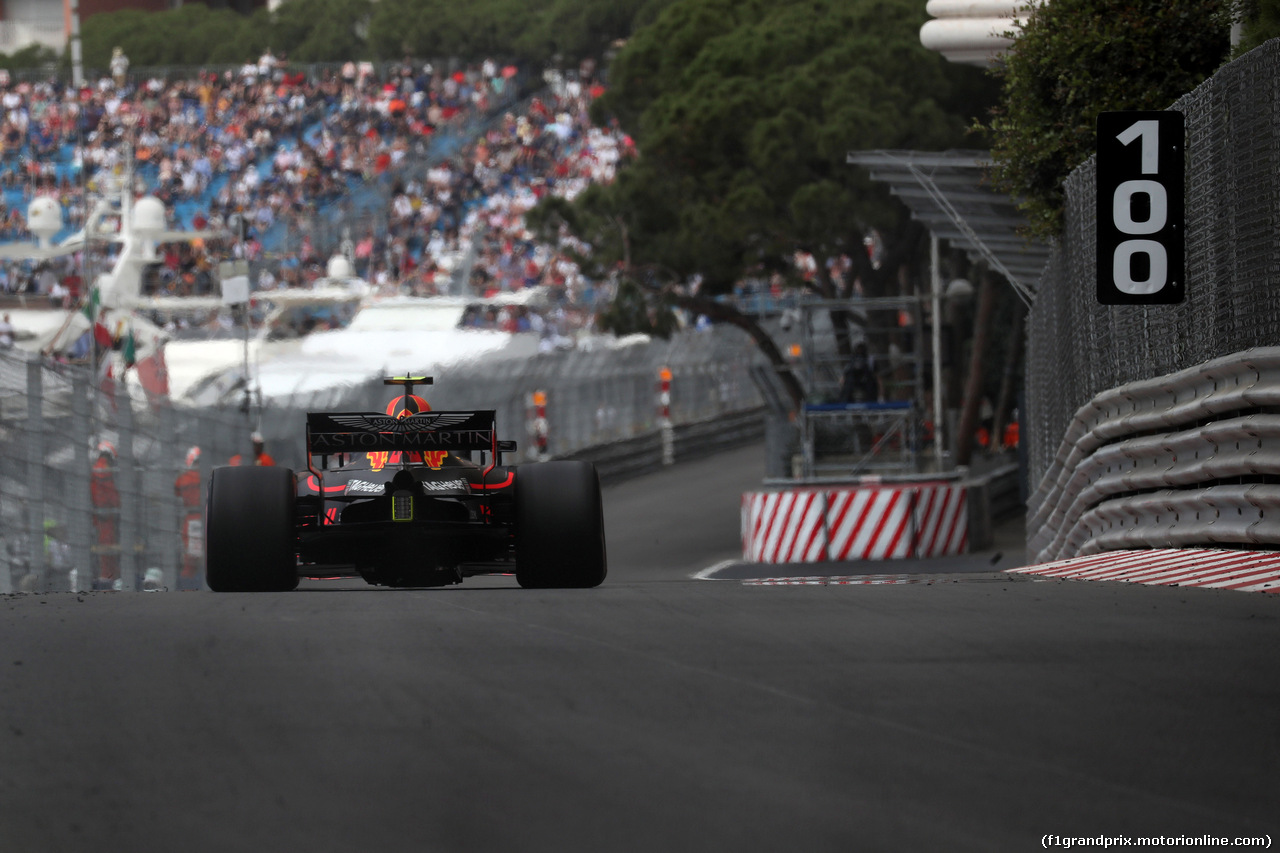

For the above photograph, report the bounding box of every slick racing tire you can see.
[206,465,299,592]
[514,461,607,589]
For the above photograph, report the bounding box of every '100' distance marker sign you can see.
[1096,111,1185,305]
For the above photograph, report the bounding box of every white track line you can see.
[691,559,739,581]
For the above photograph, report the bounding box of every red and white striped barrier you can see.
[1008,548,1280,594]
[741,482,968,564]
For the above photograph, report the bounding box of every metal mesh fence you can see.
[1026,39,1280,493]
[0,350,258,594]
[0,323,761,593]
[254,325,762,466]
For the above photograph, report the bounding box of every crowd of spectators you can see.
[364,67,632,307]
[0,51,632,346]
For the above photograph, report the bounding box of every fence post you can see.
[117,379,137,591]
[0,451,6,594]
[197,411,219,591]
[659,366,674,465]
[158,400,178,591]
[71,372,91,592]
[25,360,44,591]
[531,390,549,461]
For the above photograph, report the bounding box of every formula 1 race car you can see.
[204,376,607,591]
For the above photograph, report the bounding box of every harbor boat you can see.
[0,165,226,402]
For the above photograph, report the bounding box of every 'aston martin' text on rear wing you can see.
[307,410,500,454]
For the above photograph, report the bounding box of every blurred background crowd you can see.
[0,52,632,331]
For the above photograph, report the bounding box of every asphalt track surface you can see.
[2,443,1278,852]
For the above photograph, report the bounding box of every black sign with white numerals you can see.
[1096,111,1185,305]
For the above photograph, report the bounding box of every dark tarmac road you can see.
[2,443,1277,852]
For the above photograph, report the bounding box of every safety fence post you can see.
[117,378,137,591]
[659,366,674,466]
[531,390,549,461]
[25,360,44,591]
[71,372,91,592]
[157,401,178,592]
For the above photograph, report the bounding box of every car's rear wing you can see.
[303,377,517,498]
[306,410,502,455]
[304,408,518,500]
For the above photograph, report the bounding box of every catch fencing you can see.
[1026,39,1280,553]
[0,354,260,595]
[0,323,762,593]
[252,325,761,466]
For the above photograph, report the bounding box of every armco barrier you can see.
[1063,485,1280,556]
[963,462,1021,552]
[1027,348,1280,563]
[742,481,968,564]
[561,408,765,483]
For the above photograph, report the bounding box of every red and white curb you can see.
[1008,549,1280,594]
[741,574,1012,587]
[745,574,920,586]
[742,482,967,564]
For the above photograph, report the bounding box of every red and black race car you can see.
[204,376,606,591]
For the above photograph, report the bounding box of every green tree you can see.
[513,0,670,65]
[79,0,373,68]
[531,0,995,406]
[367,0,669,64]
[1236,0,1280,52]
[367,0,539,61]
[269,0,372,62]
[78,0,676,69]
[0,44,59,71]
[981,0,1234,239]
[593,0,992,293]
[81,5,257,68]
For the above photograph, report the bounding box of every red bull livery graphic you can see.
[367,450,451,471]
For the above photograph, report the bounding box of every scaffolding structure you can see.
[798,401,919,479]
[793,296,926,480]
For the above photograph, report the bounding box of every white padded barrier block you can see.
[742,482,968,564]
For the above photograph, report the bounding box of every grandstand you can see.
[0,58,623,317]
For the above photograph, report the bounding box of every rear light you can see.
[391,490,414,522]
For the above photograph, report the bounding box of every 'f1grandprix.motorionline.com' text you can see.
[1042,836,1272,849]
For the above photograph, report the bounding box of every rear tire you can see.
[515,461,607,588]
[206,466,299,592]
